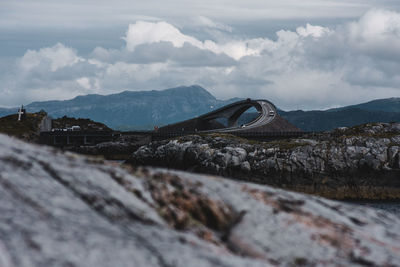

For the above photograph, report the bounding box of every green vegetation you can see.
[0,112,113,143]
[200,133,310,150]
[332,122,400,139]
[174,132,310,151]
[52,116,112,131]
[203,132,245,140]
[0,111,47,142]
[264,139,309,150]
[174,133,242,143]
[281,108,400,132]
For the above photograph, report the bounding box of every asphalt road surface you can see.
[214,100,276,133]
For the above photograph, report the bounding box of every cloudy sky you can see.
[2,0,400,110]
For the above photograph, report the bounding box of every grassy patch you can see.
[52,116,112,131]
[0,112,47,141]
[332,123,400,139]
[264,139,309,150]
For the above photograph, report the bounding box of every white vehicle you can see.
[71,126,81,131]
[269,110,275,116]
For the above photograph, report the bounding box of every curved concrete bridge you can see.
[159,99,299,133]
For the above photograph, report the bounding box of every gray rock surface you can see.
[131,123,400,199]
[1,133,400,266]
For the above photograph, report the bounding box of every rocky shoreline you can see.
[131,123,400,200]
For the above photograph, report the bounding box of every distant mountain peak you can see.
[20,85,234,129]
[162,85,216,100]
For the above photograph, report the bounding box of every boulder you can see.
[1,134,400,266]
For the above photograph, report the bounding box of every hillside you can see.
[26,85,240,129]
[52,116,112,131]
[0,111,113,144]
[328,97,400,113]
[238,108,400,132]
[0,111,48,142]
[1,86,400,131]
[0,107,16,118]
[279,108,400,131]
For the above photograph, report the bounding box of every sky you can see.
[2,0,400,110]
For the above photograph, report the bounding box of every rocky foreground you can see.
[1,134,400,266]
[131,123,400,199]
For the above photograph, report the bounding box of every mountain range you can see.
[1,86,239,130]
[278,108,400,131]
[1,85,400,131]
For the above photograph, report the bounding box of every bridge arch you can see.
[202,102,262,128]
[159,99,279,133]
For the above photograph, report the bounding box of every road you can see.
[158,98,279,133]
[206,99,277,133]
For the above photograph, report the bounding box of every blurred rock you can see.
[1,134,400,266]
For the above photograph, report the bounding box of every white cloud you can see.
[296,23,331,38]
[120,10,400,108]
[2,9,400,110]
[19,43,83,72]
[350,9,400,38]
[124,21,271,60]
[193,16,232,32]
[348,9,400,57]
[76,77,91,90]
[124,21,202,51]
